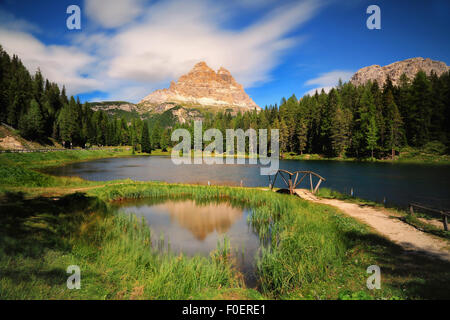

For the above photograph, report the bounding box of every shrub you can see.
[423,141,446,155]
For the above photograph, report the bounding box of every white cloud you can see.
[305,70,354,86]
[304,70,354,96]
[0,29,102,95]
[85,0,146,28]
[106,0,322,92]
[100,84,159,102]
[0,0,326,102]
[305,86,333,96]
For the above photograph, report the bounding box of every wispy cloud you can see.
[304,70,354,96]
[0,28,102,94]
[85,0,147,29]
[0,9,40,33]
[0,0,327,102]
[105,0,323,91]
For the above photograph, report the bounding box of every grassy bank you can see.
[1,150,450,299]
[0,148,134,169]
[282,147,450,164]
[0,191,256,299]
[0,148,138,193]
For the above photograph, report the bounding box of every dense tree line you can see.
[1,45,449,159]
[284,71,450,158]
[178,70,450,159]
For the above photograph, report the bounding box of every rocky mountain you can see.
[350,57,450,87]
[87,62,259,124]
[89,102,138,113]
[87,101,203,125]
[86,101,141,121]
[138,61,260,112]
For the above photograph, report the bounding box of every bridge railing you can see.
[270,169,326,195]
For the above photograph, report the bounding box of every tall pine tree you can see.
[141,121,152,153]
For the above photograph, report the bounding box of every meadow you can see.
[0,150,449,299]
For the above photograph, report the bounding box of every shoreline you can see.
[2,147,449,165]
[146,149,450,165]
[135,149,450,165]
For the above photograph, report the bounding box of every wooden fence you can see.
[409,202,449,231]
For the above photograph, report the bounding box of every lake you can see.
[114,198,262,287]
[44,156,450,209]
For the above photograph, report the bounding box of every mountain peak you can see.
[350,57,450,87]
[194,61,208,67]
[217,66,231,74]
[191,61,213,71]
[139,61,260,111]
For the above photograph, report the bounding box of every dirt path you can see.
[296,189,450,262]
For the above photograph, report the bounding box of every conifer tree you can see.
[279,118,289,153]
[385,90,403,159]
[330,106,352,157]
[141,121,151,153]
[18,99,45,141]
[58,97,80,146]
[151,121,162,150]
[409,71,432,146]
[160,128,170,151]
[296,118,308,155]
[366,115,378,159]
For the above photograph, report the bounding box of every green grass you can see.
[1,150,450,300]
[282,147,450,164]
[0,149,136,191]
[0,148,133,169]
[402,214,450,240]
[316,187,380,205]
[0,192,255,299]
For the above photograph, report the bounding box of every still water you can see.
[114,198,261,287]
[44,156,450,209]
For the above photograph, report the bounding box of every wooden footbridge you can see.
[269,169,326,196]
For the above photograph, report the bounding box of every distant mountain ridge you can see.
[350,57,450,87]
[86,101,203,124]
[87,101,138,113]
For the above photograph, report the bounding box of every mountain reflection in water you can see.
[153,200,243,240]
[116,198,261,286]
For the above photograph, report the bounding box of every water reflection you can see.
[155,200,243,240]
[115,198,261,287]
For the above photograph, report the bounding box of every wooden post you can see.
[442,213,448,231]
[289,177,293,195]
[409,204,414,216]
[293,172,299,189]
[313,179,322,194]
[309,173,313,193]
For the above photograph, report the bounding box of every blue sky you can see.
[0,0,449,107]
